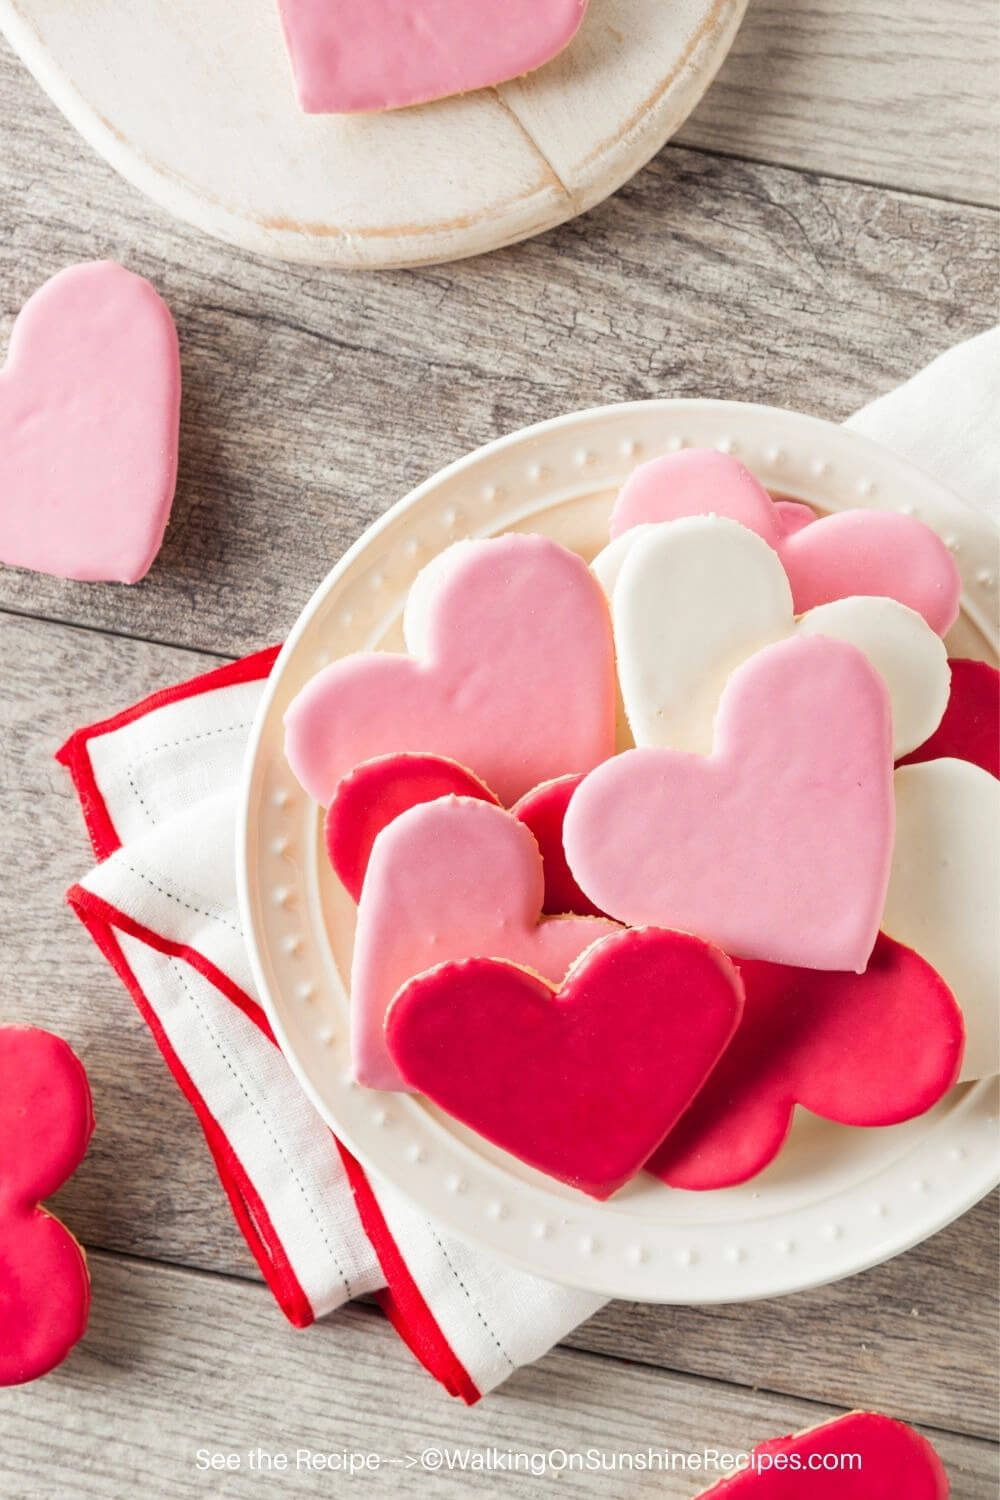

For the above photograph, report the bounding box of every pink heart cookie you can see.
[610,449,960,634]
[564,635,895,971]
[0,1026,94,1385]
[351,795,618,1090]
[694,1412,949,1497]
[285,533,616,807]
[0,262,181,583]
[386,928,744,1198]
[649,934,964,1190]
[277,0,589,115]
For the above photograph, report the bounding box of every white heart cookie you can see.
[596,517,950,758]
[883,759,1000,1083]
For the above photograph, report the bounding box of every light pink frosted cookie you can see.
[610,449,960,634]
[0,262,180,583]
[285,533,616,807]
[564,635,895,972]
[351,796,618,1090]
[386,928,744,1198]
[0,1026,94,1385]
[277,0,589,114]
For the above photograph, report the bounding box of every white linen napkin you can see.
[62,329,998,1400]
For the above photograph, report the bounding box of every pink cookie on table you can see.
[610,449,960,634]
[694,1412,948,1497]
[277,0,589,114]
[285,533,616,808]
[0,262,181,583]
[649,934,964,1190]
[0,1026,94,1385]
[386,927,744,1199]
[351,796,618,1090]
[563,635,895,972]
[898,658,999,779]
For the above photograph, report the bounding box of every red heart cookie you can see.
[649,935,964,1190]
[695,1411,948,1497]
[0,1026,94,1385]
[610,449,960,634]
[898,658,999,779]
[386,928,744,1199]
[0,262,180,584]
[277,0,589,115]
[285,533,616,808]
[511,774,605,917]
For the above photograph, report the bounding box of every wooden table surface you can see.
[1,4,997,1495]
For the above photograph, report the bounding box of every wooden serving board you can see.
[0,0,746,268]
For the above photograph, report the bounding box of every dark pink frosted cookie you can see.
[695,1412,948,1497]
[0,1026,94,1385]
[386,927,744,1199]
[898,658,999,779]
[649,935,964,1190]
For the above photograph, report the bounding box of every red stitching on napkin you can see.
[57,645,479,1401]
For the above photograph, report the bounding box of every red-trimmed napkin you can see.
[60,331,998,1398]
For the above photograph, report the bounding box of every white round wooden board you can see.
[0,0,747,268]
[238,400,1000,1301]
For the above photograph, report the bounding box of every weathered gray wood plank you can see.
[2,611,997,1439]
[1,1253,996,1500]
[678,0,999,207]
[0,45,995,661]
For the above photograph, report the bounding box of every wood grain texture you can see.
[2,608,997,1439]
[0,39,995,659]
[0,13,998,1476]
[678,0,1000,207]
[1,1254,996,1500]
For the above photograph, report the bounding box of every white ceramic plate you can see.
[0,0,746,268]
[238,400,1000,1301]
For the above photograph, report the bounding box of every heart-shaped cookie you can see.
[326,753,498,902]
[0,262,180,584]
[609,449,960,635]
[0,1026,94,1385]
[386,927,744,1198]
[511,774,604,917]
[326,752,602,917]
[694,1412,948,1497]
[649,935,964,1190]
[277,0,589,114]
[600,516,949,757]
[883,759,999,1081]
[351,795,618,1089]
[564,635,895,971]
[898,658,999,778]
[285,534,616,808]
